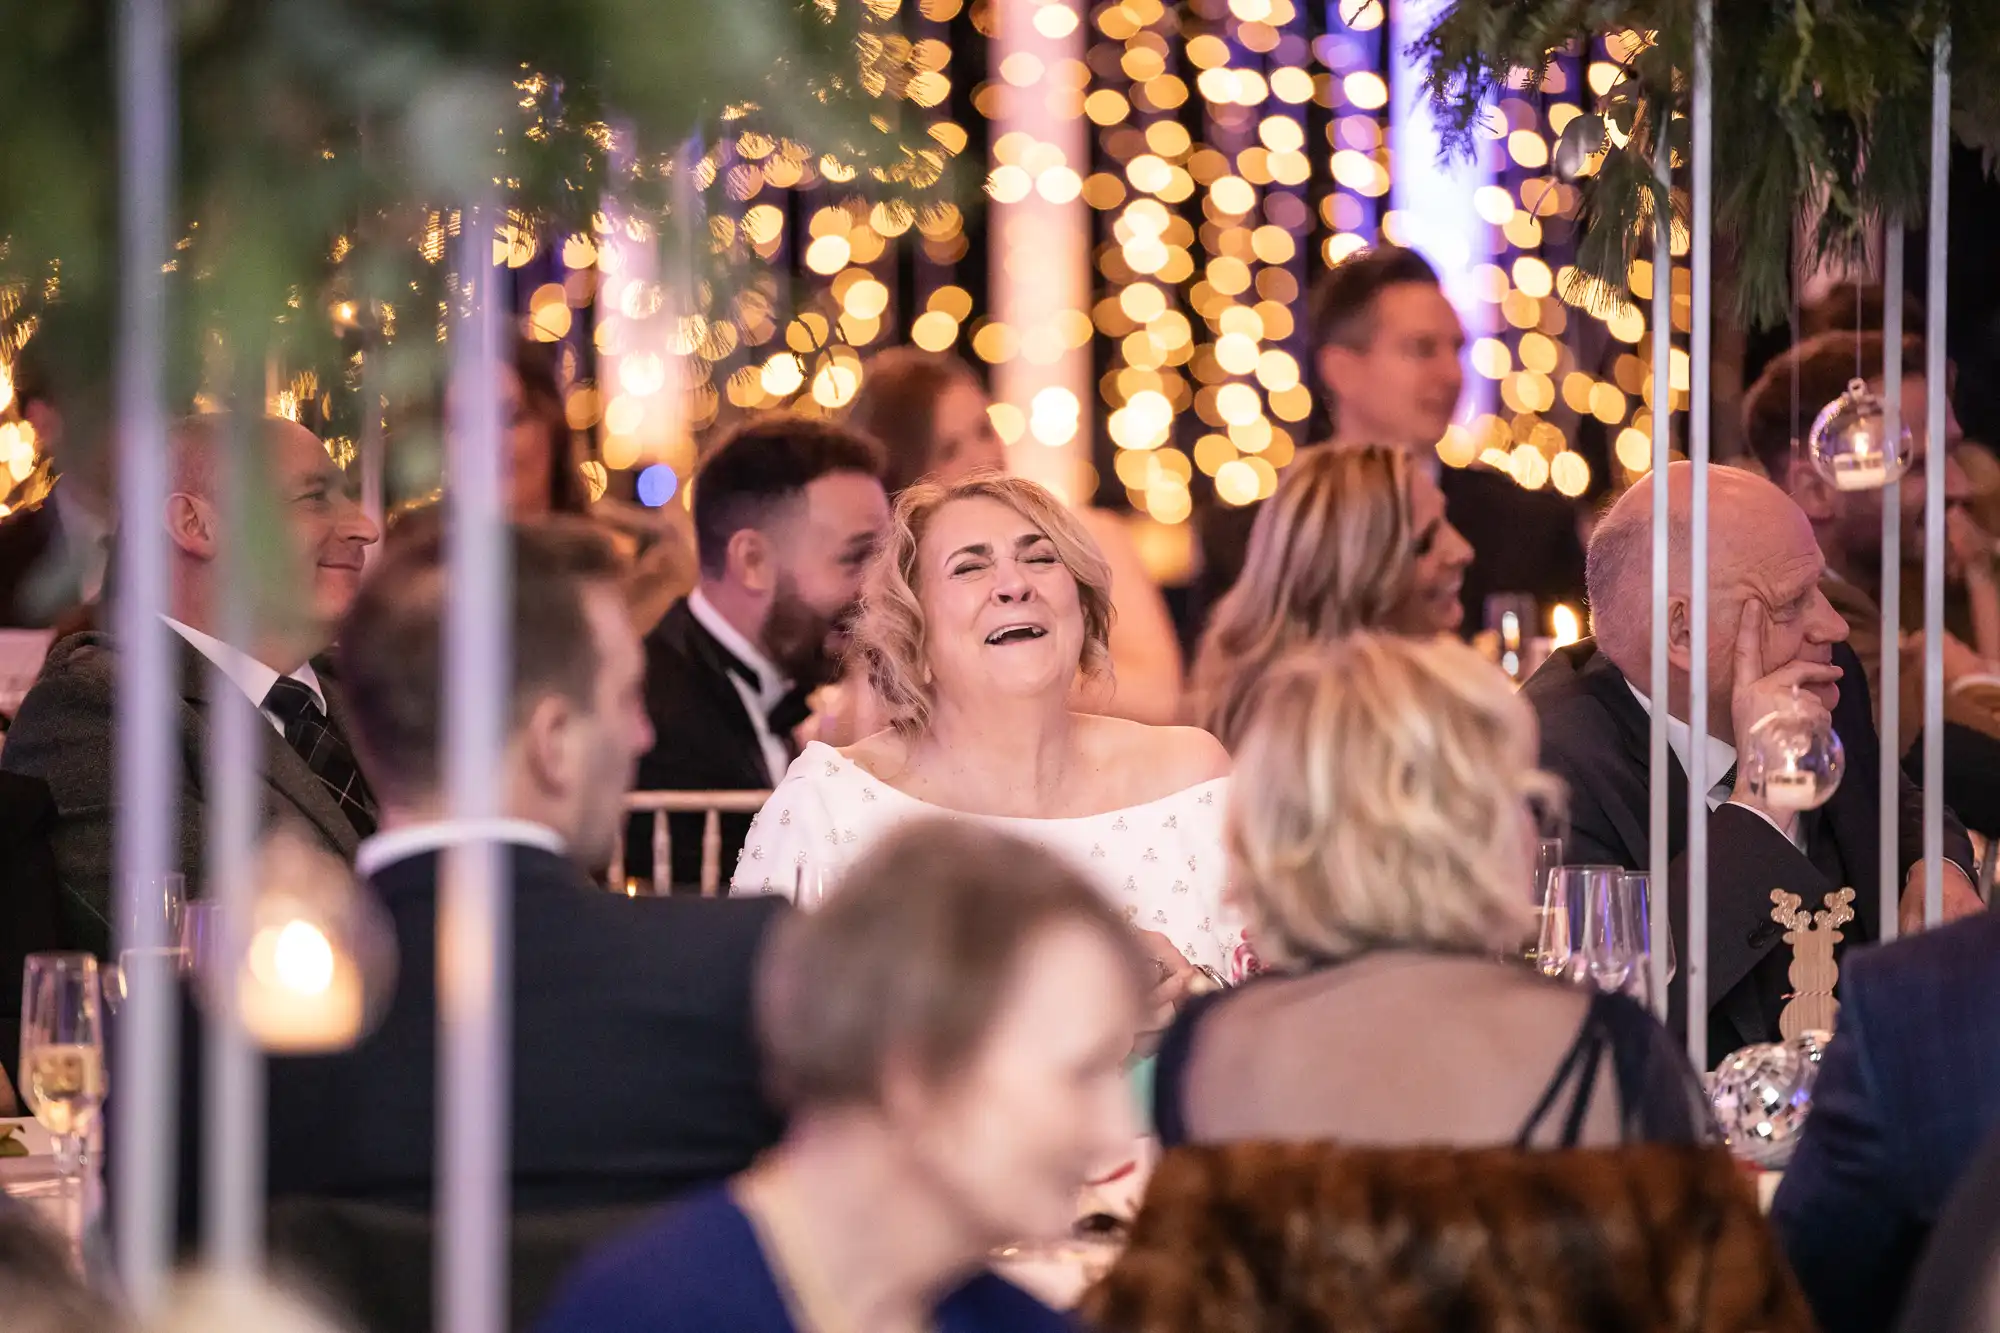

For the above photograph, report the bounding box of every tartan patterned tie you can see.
[262,677,378,839]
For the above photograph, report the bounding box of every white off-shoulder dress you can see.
[731,741,1253,979]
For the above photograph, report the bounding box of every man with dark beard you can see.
[627,416,889,890]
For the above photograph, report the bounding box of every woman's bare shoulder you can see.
[1080,714,1231,789]
[839,729,911,782]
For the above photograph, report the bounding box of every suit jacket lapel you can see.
[1574,649,1691,866]
[662,603,773,789]
[176,637,363,862]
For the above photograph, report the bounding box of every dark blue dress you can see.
[536,1185,1077,1333]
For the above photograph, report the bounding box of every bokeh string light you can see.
[0,5,1698,531]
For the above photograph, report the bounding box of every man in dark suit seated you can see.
[1192,244,1585,635]
[258,517,786,1208]
[628,415,888,890]
[1524,461,1980,1061]
[2,414,381,956]
[1743,329,2000,836]
[1772,911,2000,1333]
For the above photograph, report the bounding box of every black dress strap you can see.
[1516,992,1616,1148]
[1151,987,1233,1148]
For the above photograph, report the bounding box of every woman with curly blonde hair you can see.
[733,471,1251,997]
[1189,442,1473,749]
[1155,634,1709,1149]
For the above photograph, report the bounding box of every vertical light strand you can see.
[992,0,1091,502]
[439,203,510,1333]
[1923,27,1951,924]
[1387,0,1494,431]
[1880,225,1904,943]
[1647,133,1672,1024]
[1683,0,1713,1070]
[111,0,179,1307]
[202,413,264,1272]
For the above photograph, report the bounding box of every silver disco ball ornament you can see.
[1808,376,1914,493]
[1738,692,1845,814]
[1706,1032,1831,1168]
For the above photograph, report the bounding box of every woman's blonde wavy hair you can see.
[1189,443,1422,749]
[1227,634,1561,968]
[855,471,1114,736]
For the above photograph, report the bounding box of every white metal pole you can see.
[1647,130,1672,1023]
[1881,227,1904,942]
[202,417,264,1271]
[1684,0,1714,1071]
[439,205,511,1333]
[111,0,179,1307]
[1923,28,1951,924]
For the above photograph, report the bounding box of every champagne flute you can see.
[1620,872,1676,1013]
[103,873,190,1014]
[20,952,107,1181]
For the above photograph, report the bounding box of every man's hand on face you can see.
[1726,598,1842,839]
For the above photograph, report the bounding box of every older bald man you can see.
[3,415,381,956]
[1524,462,1979,1061]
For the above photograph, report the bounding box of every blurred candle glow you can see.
[1552,604,1582,647]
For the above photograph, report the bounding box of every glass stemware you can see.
[1619,872,1675,1012]
[19,953,107,1181]
[1578,866,1642,994]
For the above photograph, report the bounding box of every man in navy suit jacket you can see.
[1772,910,2000,1333]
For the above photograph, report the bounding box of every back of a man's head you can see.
[692,415,885,578]
[1742,331,1924,480]
[336,517,625,806]
[1308,245,1443,352]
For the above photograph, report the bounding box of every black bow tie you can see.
[713,642,812,742]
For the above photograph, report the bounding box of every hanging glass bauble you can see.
[1807,376,1914,493]
[1738,689,1845,814]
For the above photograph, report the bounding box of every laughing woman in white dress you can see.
[733,472,1253,983]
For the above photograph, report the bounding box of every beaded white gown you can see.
[731,741,1253,979]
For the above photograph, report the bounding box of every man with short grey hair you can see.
[1523,461,1979,1060]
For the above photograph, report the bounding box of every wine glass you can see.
[104,873,189,1014]
[1574,865,1639,994]
[1619,871,1675,1012]
[1532,847,1575,979]
[20,953,107,1182]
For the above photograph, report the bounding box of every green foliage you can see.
[1415,0,2000,326]
[0,0,958,452]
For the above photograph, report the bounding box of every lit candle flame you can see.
[1552,603,1582,647]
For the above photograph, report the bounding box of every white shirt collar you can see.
[356,818,569,879]
[163,616,325,715]
[1625,681,1738,805]
[688,586,788,703]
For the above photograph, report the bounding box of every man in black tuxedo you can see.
[629,415,888,890]
[1525,461,1980,1062]
[259,518,786,1208]
[1192,245,1584,634]
[2,415,380,956]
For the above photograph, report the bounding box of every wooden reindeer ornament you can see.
[1770,887,1856,1040]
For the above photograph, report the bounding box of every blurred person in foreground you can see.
[1187,441,1473,749]
[1193,244,1583,635]
[1744,329,2000,833]
[847,349,1184,725]
[0,1200,123,1333]
[2,414,380,956]
[732,472,1243,989]
[1156,635,1709,1149]
[1524,461,1978,1061]
[627,415,890,888]
[538,820,1150,1333]
[251,518,785,1206]
[1773,908,2000,1333]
